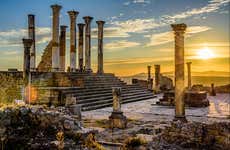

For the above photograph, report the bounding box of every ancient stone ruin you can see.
[0,4,155,111]
[157,25,210,109]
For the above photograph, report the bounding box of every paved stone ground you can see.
[83,94,230,123]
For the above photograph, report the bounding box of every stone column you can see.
[154,64,160,92]
[68,11,79,72]
[171,23,187,121]
[96,21,105,74]
[51,4,62,71]
[147,66,151,81]
[22,38,33,102]
[78,23,85,72]
[83,16,93,73]
[28,14,36,71]
[147,66,153,91]
[109,87,127,129]
[186,62,192,89]
[59,25,67,72]
[210,83,216,96]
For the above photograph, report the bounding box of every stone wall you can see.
[0,72,23,103]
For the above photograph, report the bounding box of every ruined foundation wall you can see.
[37,41,53,72]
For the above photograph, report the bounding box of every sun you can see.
[197,47,215,60]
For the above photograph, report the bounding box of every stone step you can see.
[64,88,148,98]
[75,90,150,99]
[81,95,154,111]
[62,86,146,95]
[77,92,154,104]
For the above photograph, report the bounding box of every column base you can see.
[70,68,77,72]
[85,68,93,73]
[173,115,187,122]
[30,68,36,72]
[97,71,104,75]
[109,111,127,129]
[52,68,60,72]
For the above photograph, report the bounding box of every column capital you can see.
[28,14,35,18]
[171,23,187,33]
[77,23,85,27]
[154,64,160,68]
[51,4,62,12]
[60,25,68,31]
[96,20,105,25]
[147,65,151,69]
[67,10,79,19]
[22,38,33,48]
[83,16,93,23]
[186,62,192,65]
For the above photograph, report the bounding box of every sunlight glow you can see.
[197,47,215,60]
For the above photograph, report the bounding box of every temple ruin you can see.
[0,4,155,111]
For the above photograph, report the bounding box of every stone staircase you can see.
[60,73,155,111]
[37,41,53,72]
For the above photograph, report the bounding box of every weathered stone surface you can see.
[0,105,84,149]
[158,90,210,107]
[109,111,127,129]
[154,121,230,150]
[109,87,127,129]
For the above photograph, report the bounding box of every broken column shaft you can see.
[171,23,187,121]
[186,62,192,89]
[51,4,62,71]
[83,16,93,73]
[96,21,105,74]
[28,14,36,71]
[78,23,85,72]
[68,10,79,72]
[154,64,160,92]
[109,87,127,129]
[59,25,67,72]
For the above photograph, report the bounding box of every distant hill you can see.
[123,71,229,78]
[119,71,229,86]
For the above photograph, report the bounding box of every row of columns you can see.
[50,5,105,73]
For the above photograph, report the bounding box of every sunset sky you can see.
[0,0,229,76]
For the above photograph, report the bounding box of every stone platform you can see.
[26,72,155,111]
[157,90,209,107]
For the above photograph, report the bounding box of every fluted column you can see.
[51,4,62,71]
[96,21,105,74]
[171,23,187,121]
[28,14,36,71]
[68,10,79,72]
[154,64,160,91]
[83,16,93,73]
[186,62,192,89]
[59,25,67,72]
[78,23,85,72]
